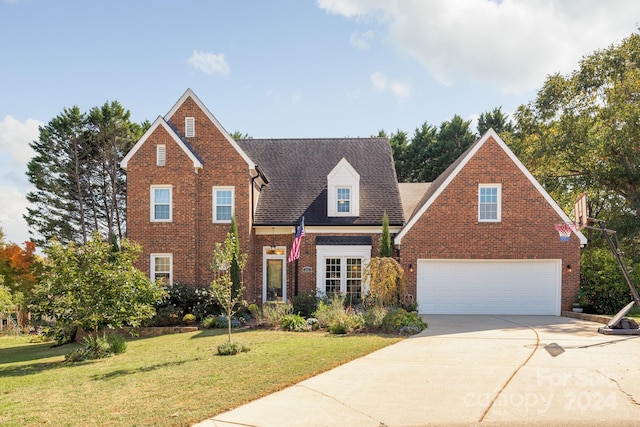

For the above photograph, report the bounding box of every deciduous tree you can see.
[512,32,640,223]
[31,233,165,357]
[210,229,247,343]
[363,257,406,307]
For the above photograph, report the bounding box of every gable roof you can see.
[120,116,203,170]
[165,89,255,168]
[237,138,404,226]
[121,89,256,171]
[394,129,588,245]
[398,182,432,222]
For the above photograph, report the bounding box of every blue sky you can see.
[1,0,639,246]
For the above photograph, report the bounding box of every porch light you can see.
[409,264,414,273]
[566,264,572,273]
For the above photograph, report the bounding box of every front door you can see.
[264,247,286,302]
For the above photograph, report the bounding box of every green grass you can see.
[0,329,401,426]
[626,306,640,318]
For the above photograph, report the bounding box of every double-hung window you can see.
[151,254,172,285]
[478,184,501,222]
[337,187,351,213]
[151,185,172,222]
[213,187,234,223]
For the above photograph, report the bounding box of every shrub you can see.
[313,295,347,328]
[261,302,293,328]
[306,317,320,330]
[580,247,640,314]
[201,315,241,329]
[153,284,221,326]
[152,305,181,327]
[217,341,250,356]
[329,320,350,334]
[45,323,77,347]
[314,294,363,334]
[66,336,110,362]
[362,306,388,329]
[279,314,309,332]
[182,313,196,324]
[248,303,260,318]
[381,308,427,334]
[291,291,319,318]
[106,334,127,354]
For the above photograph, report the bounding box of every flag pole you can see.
[295,216,304,297]
[294,257,299,297]
[289,216,304,297]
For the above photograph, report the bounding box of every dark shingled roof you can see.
[237,138,404,226]
[316,236,373,246]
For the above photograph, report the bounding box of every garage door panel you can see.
[417,259,561,315]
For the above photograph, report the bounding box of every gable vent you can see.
[156,145,166,167]
[185,117,195,137]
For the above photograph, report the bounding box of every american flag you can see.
[288,218,305,263]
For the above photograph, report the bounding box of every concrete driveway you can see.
[195,315,640,426]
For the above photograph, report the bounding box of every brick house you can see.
[121,89,586,315]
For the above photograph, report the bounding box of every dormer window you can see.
[337,187,351,213]
[328,158,360,217]
[185,117,195,137]
[156,145,166,167]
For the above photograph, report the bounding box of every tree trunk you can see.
[92,324,99,358]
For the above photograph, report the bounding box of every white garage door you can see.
[416,259,561,315]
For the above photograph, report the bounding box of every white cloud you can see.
[0,116,41,245]
[389,80,411,98]
[187,50,230,75]
[0,115,40,167]
[319,0,640,93]
[371,71,411,98]
[350,30,374,50]
[371,71,388,92]
[0,185,31,245]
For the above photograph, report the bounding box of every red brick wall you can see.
[125,96,253,288]
[246,232,381,304]
[398,137,581,311]
[126,125,199,283]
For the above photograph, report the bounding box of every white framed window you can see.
[156,145,166,167]
[151,253,172,285]
[316,245,370,304]
[185,117,195,137]
[151,185,172,222]
[213,187,234,223]
[336,187,351,214]
[478,184,501,222]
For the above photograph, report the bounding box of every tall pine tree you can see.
[25,102,146,245]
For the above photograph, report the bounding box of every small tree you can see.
[379,212,392,257]
[363,257,406,307]
[31,233,165,357]
[229,217,242,300]
[210,231,247,343]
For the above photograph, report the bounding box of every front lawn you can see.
[0,329,401,426]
